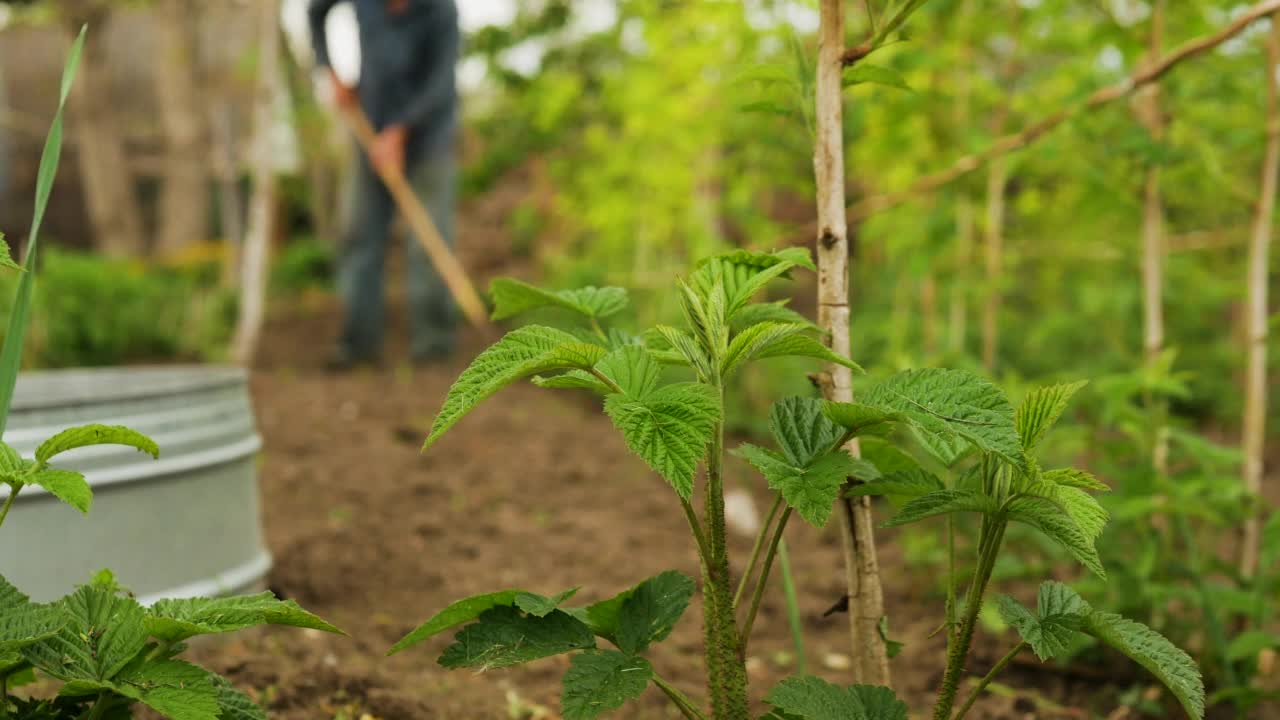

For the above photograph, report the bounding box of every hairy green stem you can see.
[734,494,783,609]
[653,674,708,720]
[946,513,958,640]
[680,497,712,569]
[701,385,749,720]
[741,507,793,649]
[953,641,1026,720]
[0,485,20,531]
[932,517,1007,720]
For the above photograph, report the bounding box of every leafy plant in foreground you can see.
[395,251,1205,720]
[0,31,343,720]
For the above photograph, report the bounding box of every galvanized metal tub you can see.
[0,366,270,603]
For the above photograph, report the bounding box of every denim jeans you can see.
[337,143,456,360]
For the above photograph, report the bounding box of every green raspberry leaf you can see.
[1015,381,1087,452]
[722,323,861,377]
[1083,611,1204,718]
[561,650,653,720]
[212,675,267,720]
[595,346,660,399]
[861,369,1024,471]
[146,592,342,643]
[24,468,92,515]
[23,582,149,683]
[489,278,628,321]
[1042,467,1110,492]
[425,326,607,450]
[846,468,944,500]
[822,402,904,438]
[390,587,577,655]
[1020,481,1109,541]
[1007,497,1106,578]
[114,659,220,720]
[729,300,820,334]
[770,397,842,467]
[735,444,859,528]
[882,489,998,528]
[764,675,907,720]
[438,606,595,670]
[0,233,21,272]
[615,572,695,655]
[995,582,1089,661]
[0,575,61,653]
[35,424,159,465]
[604,383,719,500]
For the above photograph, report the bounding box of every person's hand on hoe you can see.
[327,68,406,178]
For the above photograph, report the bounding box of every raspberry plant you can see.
[0,31,342,720]
[395,253,1205,719]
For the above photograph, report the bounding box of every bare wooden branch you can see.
[816,0,890,687]
[843,0,1280,223]
[1240,10,1280,580]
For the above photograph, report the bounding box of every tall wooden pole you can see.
[231,0,281,366]
[1140,0,1169,477]
[1240,12,1280,580]
[815,0,890,686]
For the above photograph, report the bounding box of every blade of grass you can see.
[777,539,807,674]
[0,26,85,435]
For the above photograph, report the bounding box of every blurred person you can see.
[308,0,460,369]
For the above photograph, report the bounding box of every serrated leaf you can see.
[0,233,20,272]
[1007,497,1106,578]
[770,397,842,467]
[23,582,149,683]
[515,588,579,618]
[995,582,1090,661]
[146,592,342,643]
[424,326,607,449]
[35,425,159,465]
[0,575,61,653]
[729,301,820,334]
[843,63,912,91]
[846,468,943,499]
[615,572,694,655]
[764,675,908,720]
[212,676,267,720]
[604,383,719,500]
[649,325,709,377]
[115,659,220,720]
[391,587,575,655]
[595,346,659,399]
[862,369,1024,470]
[561,650,652,720]
[1042,467,1110,492]
[883,489,997,527]
[25,468,91,514]
[735,444,859,527]
[533,370,611,394]
[489,278,628,321]
[822,402,904,438]
[909,423,974,468]
[677,277,728,364]
[1020,481,1108,540]
[858,437,921,475]
[723,323,862,377]
[0,441,23,473]
[1016,381,1086,452]
[1083,611,1205,718]
[438,606,595,670]
[691,249,811,321]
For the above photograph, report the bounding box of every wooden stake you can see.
[1140,0,1168,477]
[340,105,489,329]
[815,0,890,687]
[1240,11,1280,580]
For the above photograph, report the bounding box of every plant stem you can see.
[778,538,807,675]
[733,494,782,609]
[946,514,958,639]
[87,693,110,720]
[953,641,1026,720]
[0,485,20,531]
[700,385,749,720]
[741,507,793,649]
[653,674,708,720]
[680,496,711,569]
[932,517,1007,720]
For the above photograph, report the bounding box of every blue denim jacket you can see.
[309,0,459,159]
